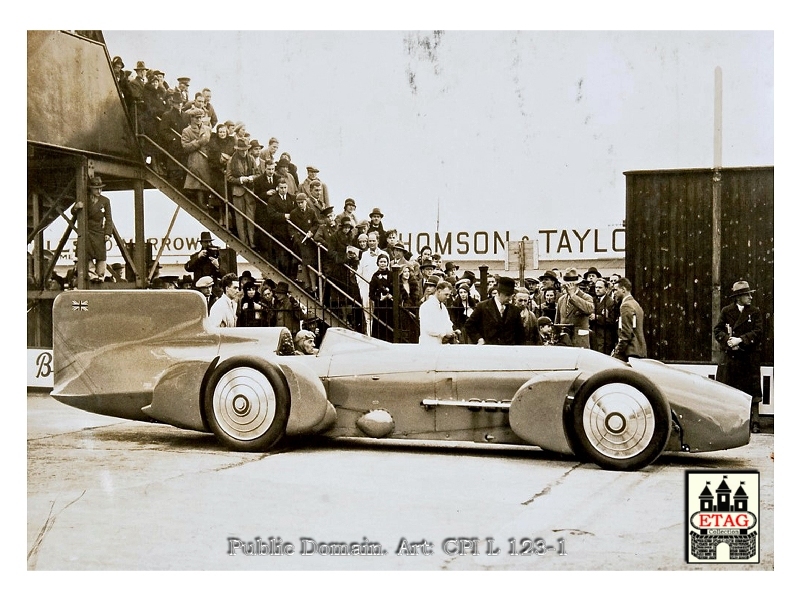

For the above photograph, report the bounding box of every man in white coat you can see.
[357,233,386,336]
[419,280,459,345]
[208,273,241,327]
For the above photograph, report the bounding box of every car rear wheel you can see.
[204,357,290,451]
[570,369,670,471]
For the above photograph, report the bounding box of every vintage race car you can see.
[51,290,751,471]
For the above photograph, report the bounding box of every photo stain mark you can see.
[510,35,527,117]
[403,31,445,94]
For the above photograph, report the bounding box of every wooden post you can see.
[711,66,723,364]
[133,179,146,288]
[479,265,489,300]
[75,160,88,289]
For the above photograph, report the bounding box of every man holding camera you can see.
[185,231,221,284]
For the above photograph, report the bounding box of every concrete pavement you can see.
[27,392,774,571]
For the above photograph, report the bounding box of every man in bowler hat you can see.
[465,276,525,345]
[366,207,387,249]
[713,281,764,432]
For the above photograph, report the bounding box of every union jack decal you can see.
[72,300,89,312]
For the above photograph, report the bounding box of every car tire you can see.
[569,369,670,471]
[203,357,291,451]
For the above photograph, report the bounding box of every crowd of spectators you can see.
[112,55,626,352]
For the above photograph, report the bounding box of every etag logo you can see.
[686,472,759,563]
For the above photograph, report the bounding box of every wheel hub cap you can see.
[583,383,655,459]
[213,367,277,441]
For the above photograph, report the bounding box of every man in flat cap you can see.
[537,317,572,346]
[195,275,217,314]
[465,276,525,345]
[713,280,764,432]
[300,166,330,209]
[176,77,191,105]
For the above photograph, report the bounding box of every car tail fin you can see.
[51,289,209,396]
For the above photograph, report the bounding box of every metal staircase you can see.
[140,156,350,329]
[27,30,408,346]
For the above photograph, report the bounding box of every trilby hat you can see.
[730,281,756,297]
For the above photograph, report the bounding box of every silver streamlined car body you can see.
[51,290,751,471]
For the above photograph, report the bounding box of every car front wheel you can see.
[570,369,670,471]
[204,357,290,451]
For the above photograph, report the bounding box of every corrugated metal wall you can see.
[625,167,773,364]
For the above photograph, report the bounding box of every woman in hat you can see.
[72,176,114,282]
[236,283,264,327]
[449,282,476,344]
[398,264,421,308]
[539,287,558,323]
[277,152,300,186]
[396,264,421,343]
[181,107,213,208]
[206,122,235,207]
[276,158,298,196]
[356,233,369,253]
[416,245,434,265]
[336,198,359,231]
[257,280,277,327]
[369,253,394,342]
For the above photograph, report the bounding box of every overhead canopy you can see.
[27,30,140,161]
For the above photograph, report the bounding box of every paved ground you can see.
[27,391,774,572]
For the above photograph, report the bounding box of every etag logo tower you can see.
[686,471,759,563]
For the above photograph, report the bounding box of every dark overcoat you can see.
[713,302,763,399]
[464,299,525,345]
